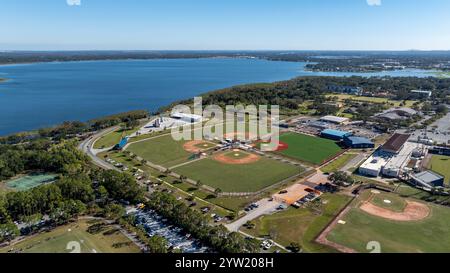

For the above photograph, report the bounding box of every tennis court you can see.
[6,173,58,191]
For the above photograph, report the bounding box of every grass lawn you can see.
[428,155,450,185]
[126,134,193,168]
[241,193,352,253]
[173,156,302,192]
[327,94,418,107]
[0,219,140,253]
[276,132,342,165]
[327,192,450,253]
[94,127,140,149]
[321,153,357,174]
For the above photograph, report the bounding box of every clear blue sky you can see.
[1,0,450,50]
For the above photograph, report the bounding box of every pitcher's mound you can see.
[213,150,260,165]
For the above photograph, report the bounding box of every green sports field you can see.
[276,132,342,165]
[428,155,450,185]
[326,191,450,253]
[173,155,302,192]
[126,134,193,168]
[0,219,140,253]
[241,193,352,253]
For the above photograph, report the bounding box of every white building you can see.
[359,152,390,177]
[170,112,203,123]
[319,115,349,124]
[381,142,418,178]
[410,90,432,98]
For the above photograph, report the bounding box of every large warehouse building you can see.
[380,133,410,154]
[319,115,349,124]
[410,171,445,189]
[320,129,352,141]
[359,152,390,177]
[343,136,375,149]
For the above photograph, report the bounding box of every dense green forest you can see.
[0,138,143,244]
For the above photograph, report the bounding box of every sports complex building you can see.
[410,170,445,189]
[359,133,418,178]
[320,129,352,141]
[320,129,374,149]
[343,136,375,149]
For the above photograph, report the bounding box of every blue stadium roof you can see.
[344,136,373,145]
[321,129,352,138]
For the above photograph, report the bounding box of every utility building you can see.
[320,129,352,141]
[343,136,375,149]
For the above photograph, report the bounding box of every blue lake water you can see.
[0,58,436,136]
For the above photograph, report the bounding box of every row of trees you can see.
[145,191,259,253]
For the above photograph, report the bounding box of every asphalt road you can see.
[78,126,120,171]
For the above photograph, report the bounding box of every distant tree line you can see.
[2,51,450,72]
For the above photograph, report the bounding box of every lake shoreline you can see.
[0,57,445,76]
[0,58,445,136]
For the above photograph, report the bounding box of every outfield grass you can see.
[276,132,342,165]
[321,153,357,174]
[327,192,450,253]
[126,134,193,168]
[0,219,140,253]
[241,193,352,253]
[428,155,450,185]
[173,156,301,192]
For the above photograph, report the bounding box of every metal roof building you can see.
[319,115,349,124]
[359,152,390,177]
[410,170,445,189]
[320,129,352,141]
[343,136,375,149]
[381,133,410,154]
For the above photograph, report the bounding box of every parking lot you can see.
[134,210,209,253]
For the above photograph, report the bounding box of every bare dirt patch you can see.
[360,199,430,222]
[212,151,261,165]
